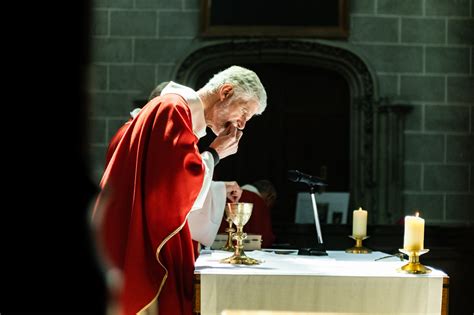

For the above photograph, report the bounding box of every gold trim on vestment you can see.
[138,212,191,314]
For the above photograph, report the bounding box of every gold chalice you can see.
[220,202,261,265]
[221,204,236,251]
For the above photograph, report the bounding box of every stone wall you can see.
[89,0,473,224]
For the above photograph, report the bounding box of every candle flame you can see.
[415,212,419,217]
[358,207,362,211]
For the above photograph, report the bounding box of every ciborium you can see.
[220,202,261,265]
[221,204,235,251]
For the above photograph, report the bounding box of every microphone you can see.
[288,170,327,187]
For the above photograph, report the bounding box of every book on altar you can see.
[211,233,262,250]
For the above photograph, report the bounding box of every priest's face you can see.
[208,96,259,135]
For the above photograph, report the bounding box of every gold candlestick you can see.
[220,202,261,265]
[221,214,235,251]
[397,248,431,274]
[345,235,372,254]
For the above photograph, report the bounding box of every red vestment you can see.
[93,94,205,315]
[218,190,275,248]
[104,119,131,168]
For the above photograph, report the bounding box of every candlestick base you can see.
[345,235,372,254]
[397,249,431,274]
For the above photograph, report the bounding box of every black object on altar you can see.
[288,170,328,256]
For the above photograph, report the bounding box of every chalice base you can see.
[220,244,235,251]
[220,253,261,265]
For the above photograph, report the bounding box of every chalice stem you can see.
[221,217,235,251]
[233,227,245,256]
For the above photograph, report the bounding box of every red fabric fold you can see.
[104,119,131,168]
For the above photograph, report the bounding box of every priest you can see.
[91,65,267,315]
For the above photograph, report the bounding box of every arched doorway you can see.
[174,39,407,240]
[195,62,350,225]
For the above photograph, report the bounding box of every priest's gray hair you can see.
[203,65,267,115]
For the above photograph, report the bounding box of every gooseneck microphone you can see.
[288,170,328,187]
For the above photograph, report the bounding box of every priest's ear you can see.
[218,84,234,101]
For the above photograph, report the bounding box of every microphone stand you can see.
[298,185,328,256]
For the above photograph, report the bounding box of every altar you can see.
[193,250,448,315]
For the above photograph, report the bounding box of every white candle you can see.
[403,212,425,251]
[352,207,368,237]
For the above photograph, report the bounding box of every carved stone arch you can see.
[175,39,387,223]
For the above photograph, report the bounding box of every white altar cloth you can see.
[195,250,446,315]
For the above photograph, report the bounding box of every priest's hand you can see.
[225,181,242,202]
[209,123,243,159]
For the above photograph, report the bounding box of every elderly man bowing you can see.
[92,65,267,315]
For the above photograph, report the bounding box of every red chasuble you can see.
[104,119,131,168]
[93,94,205,315]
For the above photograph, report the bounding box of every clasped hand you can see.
[209,123,243,159]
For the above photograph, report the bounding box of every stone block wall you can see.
[89,0,473,224]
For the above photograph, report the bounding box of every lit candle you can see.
[403,212,425,251]
[352,207,368,237]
